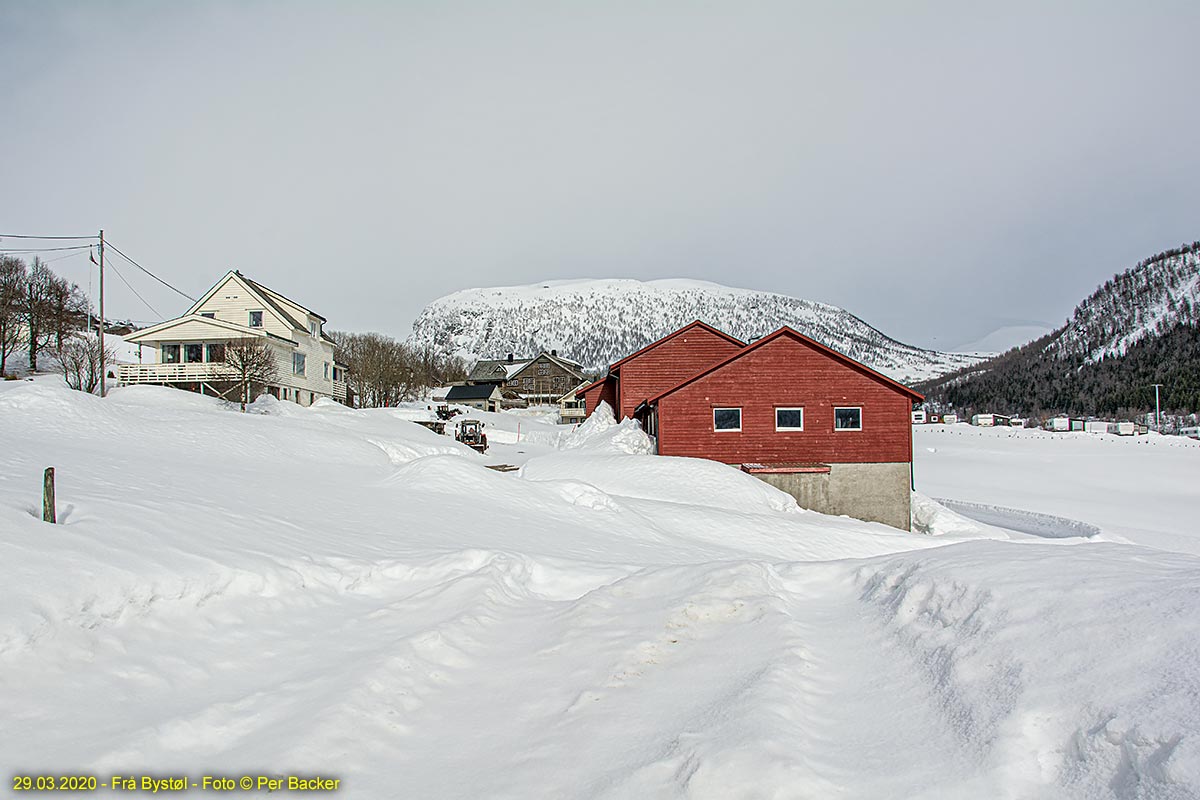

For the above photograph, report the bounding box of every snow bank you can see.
[560,400,655,454]
[521,451,801,515]
[2,381,1199,797]
[854,542,1200,797]
[910,493,1012,539]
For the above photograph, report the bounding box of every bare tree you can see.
[0,256,27,376]
[24,258,60,372]
[330,330,468,408]
[56,334,118,394]
[224,337,279,411]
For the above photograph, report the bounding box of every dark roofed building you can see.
[446,383,503,412]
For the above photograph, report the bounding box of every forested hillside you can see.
[920,242,1200,419]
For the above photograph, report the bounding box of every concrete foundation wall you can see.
[752,462,912,530]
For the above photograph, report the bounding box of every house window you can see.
[184,343,204,363]
[834,407,862,431]
[323,362,330,380]
[537,364,550,375]
[293,353,306,375]
[713,407,742,432]
[200,312,215,319]
[309,320,319,337]
[249,311,263,328]
[206,343,225,362]
[776,408,804,431]
[162,344,180,363]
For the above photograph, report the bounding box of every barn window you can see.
[834,407,862,431]
[776,408,804,431]
[713,408,742,431]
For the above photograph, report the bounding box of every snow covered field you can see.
[2,385,1198,798]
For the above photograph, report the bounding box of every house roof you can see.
[185,271,334,342]
[607,320,744,374]
[123,313,297,346]
[507,352,587,383]
[646,326,925,405]
[468,358,532,383]
[447,383,501,401]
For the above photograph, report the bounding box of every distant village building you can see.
[445,383,503,412]
[971,413,995,427]
[942,413,959,424]
[558,381,589,424]
[468,350,586,405]
[912,409,927,424]
[119,271,347,405]
[577,321,923,530]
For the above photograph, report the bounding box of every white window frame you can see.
[248,310,264,328]
[293,353,306,376]
[309,320,319,337]
[834,406,863,431]
[713,407,742,432]
[775,407,804,431]
[323,361,330,380]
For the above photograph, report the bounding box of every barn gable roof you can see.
[646,326,924,405]
[607,320,744,374]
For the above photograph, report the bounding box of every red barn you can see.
[584,323,923,530]
[577,321,743,420]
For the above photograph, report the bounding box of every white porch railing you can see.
[333,379,347,401]
[118,362,237,384]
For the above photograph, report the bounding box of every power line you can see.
[104,241,196,302]
[0,233,97,240]
[105,259,162,319]
[0,244,96,253]
[44,250,88,264]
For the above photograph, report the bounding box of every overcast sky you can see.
[2,1,1198,350]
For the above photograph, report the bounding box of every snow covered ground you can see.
[2,386,1198,798]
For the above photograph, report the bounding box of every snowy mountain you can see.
[1045,242,1200,362]
[410,278,985,383]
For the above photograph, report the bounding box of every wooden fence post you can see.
[43,467,56,524]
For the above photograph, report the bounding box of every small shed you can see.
[912,409,927,424]
[446,383,503,413]
[1045,416,1070,432]
[971,413,995,427]
[942,413,958,424]
[1107,421,1136,436]
[1084,420,1109,434]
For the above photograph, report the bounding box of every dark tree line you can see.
[0,255,91,376]
[920,320,1200,420]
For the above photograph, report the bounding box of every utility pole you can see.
[1151,383,1163,431]
[99,229,106,398]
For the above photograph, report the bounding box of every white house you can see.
[119,271,347,406]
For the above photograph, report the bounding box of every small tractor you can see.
[456,419,488,453]
[436,404,462,421]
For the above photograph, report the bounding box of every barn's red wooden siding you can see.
[655,333,916,464]
[580,376,617,416]
[615,326,742,420]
